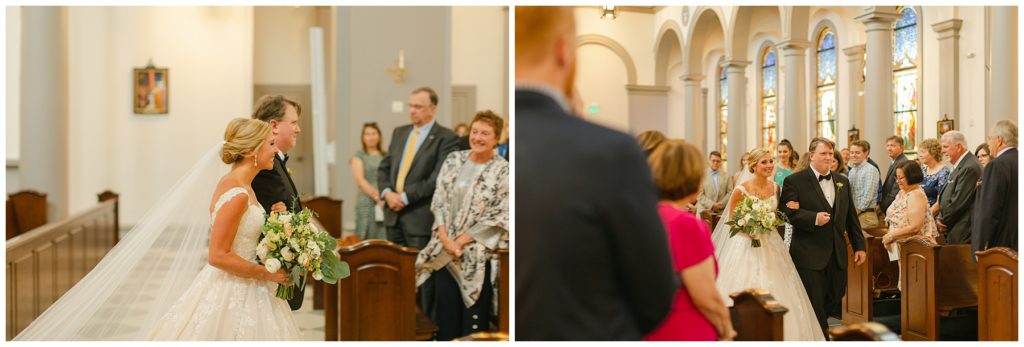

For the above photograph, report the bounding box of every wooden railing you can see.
[6,191,119,339]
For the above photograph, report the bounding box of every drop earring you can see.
[253,156,258,168]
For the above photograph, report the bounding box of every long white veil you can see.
[15,142,229,340]
[711,167,755,247]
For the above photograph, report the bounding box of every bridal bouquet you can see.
[725,197,789,248]
[256,207,350,300]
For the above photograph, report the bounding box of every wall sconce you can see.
[600,6,618,20]
[387,48,407,83]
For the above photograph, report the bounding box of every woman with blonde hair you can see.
[636,130,667,158]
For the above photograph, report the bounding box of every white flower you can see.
[298,253,310,267]
[307,240,317,250]
[289,239,301,251]
[313,270,323,281]
[256,243,269,260]
[264,258,282,273]
[281,247,296,262]
[267,232,280,243]
[279,213,293,223]
[738,218,747,227]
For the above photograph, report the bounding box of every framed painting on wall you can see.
[134,65,168,114]
[937,115,954,138]
[848,126,860,145]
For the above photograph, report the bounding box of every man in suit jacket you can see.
[515,7,676,340]
[879,135,908,218]
[250,95,306,311]
[972,120,1018,253]
[696,151,732,219]
[378,87,458,319]
[780,137,866,338]
[935,131,982,244]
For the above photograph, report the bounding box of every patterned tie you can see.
[395,127,420,193]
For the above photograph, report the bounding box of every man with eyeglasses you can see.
[378,86,459,316]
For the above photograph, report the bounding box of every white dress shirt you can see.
[810,165,835,207]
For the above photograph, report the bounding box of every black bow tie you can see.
[281,154,289,165]
[818,173,833,182]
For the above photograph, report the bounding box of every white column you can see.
[856,7,900,171]
[20,7,68,220]
[777,40,811,149]
[932,19,962,128]
[843,44,866,141]
[721,60,750,174]
[989,6,1018,128]
[682,74,705,147]
[701,87,710,152]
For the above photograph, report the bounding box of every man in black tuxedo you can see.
[972,120,1018,253]
[935,130,982,244]
[378,87,458,317]
[250,95,306,310]
[879,135,908,219]
[780,137,866,338]
[515,7,676,340]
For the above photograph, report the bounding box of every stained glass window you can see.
[719,65,728,161]
[816,28,837,142]
[892,6,918,151]
[761,46,777,148]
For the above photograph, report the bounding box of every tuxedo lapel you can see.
[807,169,830,209]
[275,155,299,200]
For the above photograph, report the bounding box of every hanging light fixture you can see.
[600,6,618,20]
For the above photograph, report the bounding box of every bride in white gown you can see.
[15,118,301,340]
[711,148,824,341]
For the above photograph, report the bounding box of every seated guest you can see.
[972,120,1018,253]
[935,130,981,244]
[636,130,667,158]
[645,140,735,341]
[696,151,732,220]
[918,138,949,207]
[975,143,991,168]
[848,140,881,229]
[415,111,509,340]
[883,160,938,288]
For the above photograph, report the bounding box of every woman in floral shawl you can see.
[415,110,509,340]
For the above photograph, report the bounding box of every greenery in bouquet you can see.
[256,206,350,300]
[725,196,789,248]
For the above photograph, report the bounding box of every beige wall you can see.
[254,6,318,86]
[6,6,21,163]
[576,44,630,131]
[451,6,507,117]
[63,7,254,223]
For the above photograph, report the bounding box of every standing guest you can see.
[515,6,676,340]
[645,140,735,341]
[883,160,939,288]
[415,111,509,341]
[731,152,752,186]
[351,122,388,241]
[975,143,992,168]
[841,148,851,170]
[972,120,1018,253]
[831,148,847,176]
[453,123,470,137]
[250,95,307,311]
[794,152,811,173]
[378,86,460,316]
[696,151,732,221]
[848,140,881,229]
[775,139,798,187]
[636,130,667,158]
[935,131,981,244]
[879,136,908,220]
[917,138,949,207]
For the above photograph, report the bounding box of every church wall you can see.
[6,7,22,164]
[452,6,508,118]
[254,6,318,86]
[575,8,656,86]
[576,44,630,131]
[64,7,255,224]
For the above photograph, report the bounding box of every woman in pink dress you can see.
[644,140,736,341]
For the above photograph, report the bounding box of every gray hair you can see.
[941,130,967,147]
[992,120,1018,147]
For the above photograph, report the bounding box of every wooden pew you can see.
[6,192,119,340]
[454,332,509,341]
[498,248,509,333]
[843,227,900,325]
[829,322,901,341]
[301,195,343,310]
[6,190,48,239]
[976,247,1017,341]
[729,288,787,341]
[324,239,437,341]
[900,239,978,341]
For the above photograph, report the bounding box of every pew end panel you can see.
[729,288,788,341]
[829,322,902,341]
[976,247,1018,341]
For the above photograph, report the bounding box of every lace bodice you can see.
[735,183,778,204]
[211,187,265,262]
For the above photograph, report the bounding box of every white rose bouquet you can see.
[725,197,789,248]
[257,206,350,300]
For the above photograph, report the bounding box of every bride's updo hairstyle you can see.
[647,139,705,201]
[221,118,271,164]
[746,147,773,173]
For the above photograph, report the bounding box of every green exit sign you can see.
[588,104,600,115]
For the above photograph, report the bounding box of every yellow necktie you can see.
[396,127,420,193]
